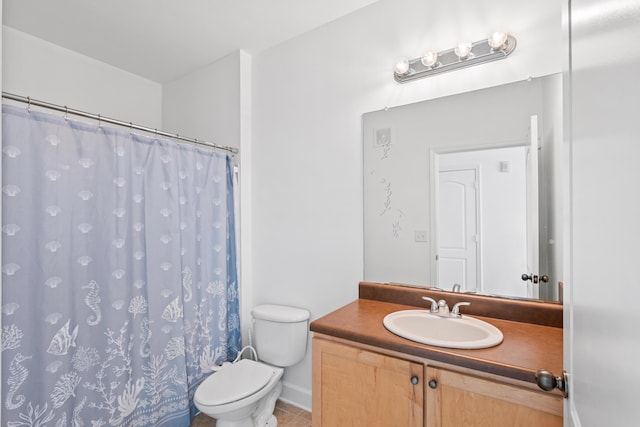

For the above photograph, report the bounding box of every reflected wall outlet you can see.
[414,230,428,242]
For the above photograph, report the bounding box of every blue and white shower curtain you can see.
[1,104,241,426]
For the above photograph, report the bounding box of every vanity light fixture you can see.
[421,51,439,68]
[394,32,516,83]
[488,31,509,49]
[394,58,411,76]
[453,41,473,59]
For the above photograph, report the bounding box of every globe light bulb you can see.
[421,51,438,68]
[394,58,410,75]
[454,42,472,59]
[488,32,508,50]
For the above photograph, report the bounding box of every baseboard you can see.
[279,380,312,412]
[568,401,582,427]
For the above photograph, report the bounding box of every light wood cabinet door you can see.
[312,338,423,427]
[425,366,563,427]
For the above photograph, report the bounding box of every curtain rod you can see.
[2,92,239,155]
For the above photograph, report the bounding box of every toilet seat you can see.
[195,359,276,406]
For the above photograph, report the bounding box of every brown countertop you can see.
[310,298,563,384]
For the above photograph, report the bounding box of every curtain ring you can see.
[129,122,133,134]
[26,96,32,113]
[64,106,69,121]
[97,114,102,129]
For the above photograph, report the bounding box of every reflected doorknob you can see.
[522,273,550,284]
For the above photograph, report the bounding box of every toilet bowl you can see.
[194,304,310,427]
[194,359,284,427]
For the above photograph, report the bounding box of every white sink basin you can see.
[383,310,503,349]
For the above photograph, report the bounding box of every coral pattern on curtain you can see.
[1,104,241,426]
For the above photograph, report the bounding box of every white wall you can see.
[568,0,640,423]
[2,26,162,127]
[251,0,561,409]
[162,51,241,150]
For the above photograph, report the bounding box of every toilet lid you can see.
[196,359,276,406]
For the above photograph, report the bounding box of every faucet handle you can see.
[451,301,471,317]
[421,296,439,313]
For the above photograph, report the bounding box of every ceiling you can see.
[3,0,380,83]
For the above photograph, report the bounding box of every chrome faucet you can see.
[437,299,450,316]
[451,283,461,293]
[422,296,471,318]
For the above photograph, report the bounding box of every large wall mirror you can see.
[363,74,563,302]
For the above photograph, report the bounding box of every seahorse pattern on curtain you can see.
[1,104,241,426]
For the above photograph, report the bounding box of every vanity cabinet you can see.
[312,337,562,427]
[312,337,424,426]
[425,366,562,427]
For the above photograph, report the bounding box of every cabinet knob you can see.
[410,375,419,385]
[428,379,437,389]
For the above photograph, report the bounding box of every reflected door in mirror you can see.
[437,167,479,293]
[436,146,529,298]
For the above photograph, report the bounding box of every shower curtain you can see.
[1,104,241,426]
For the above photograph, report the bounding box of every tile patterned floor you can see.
[190,400,311,427]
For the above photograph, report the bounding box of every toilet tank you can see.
[252,304,310,367]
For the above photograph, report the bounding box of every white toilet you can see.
[194,304,310,427]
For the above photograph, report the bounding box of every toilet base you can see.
[252,381,282,427]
